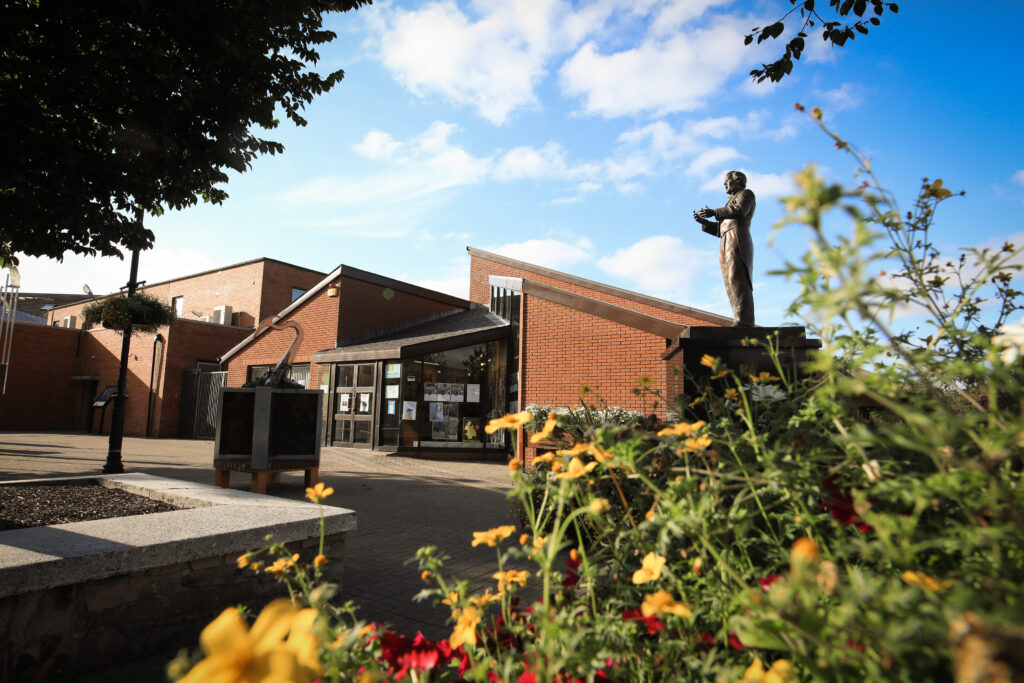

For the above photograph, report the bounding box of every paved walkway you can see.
[0,432,523,680]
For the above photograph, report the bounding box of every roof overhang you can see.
[313,322,509,363]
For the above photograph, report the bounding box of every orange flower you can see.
[682,435,712,452]
[553,456,597,480]
[471,525,516,547]
[314,555,328,568]
[588,498,610,514]
[449,606,481,649]
[305,482,334,503]
[555,442,589,457]
[902,570,954,591]
[632,552,666,584]
[657,420,707,437]
[485,411,533,434]
[530,412,558,444]
[508,458,521,472]
[700,354,717,368]
[641,590,692,619]
[420,569,431,581]
[749,371,780,383]
[790,538,820,570]
[533,452,556,464]
[493,569,531,593]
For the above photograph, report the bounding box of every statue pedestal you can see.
[663,326,821,405]
[213,386,323,493]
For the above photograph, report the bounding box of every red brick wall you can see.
[224,286,341,390]
[0,324,85,431]
[336,275,461,341]
[158,321,251,436]
[258,261,327,324]
[46,259,325,330]
[469,253,716,327]
[76,328,163,436]
[520,295,669,415]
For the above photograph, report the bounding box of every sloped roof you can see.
[468,246,733,326]
[220,264,471,364]
[313,307,508,363]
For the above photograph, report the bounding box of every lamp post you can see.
[102,211,143,474]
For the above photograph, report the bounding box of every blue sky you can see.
[17,0,1024,327]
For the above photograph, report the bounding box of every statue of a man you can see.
[693,170,756,326]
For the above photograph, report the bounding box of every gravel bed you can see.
[0,480,182,531]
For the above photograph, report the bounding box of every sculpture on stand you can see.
[214,317,323,493]
[693,170,756,327]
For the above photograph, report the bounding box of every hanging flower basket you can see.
[82,292,177,334]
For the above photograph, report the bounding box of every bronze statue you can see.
[693,170,755,326]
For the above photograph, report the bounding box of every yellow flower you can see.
[555,442,589,457]
[588,498,610,514]
[180,599,322,683]
[689,396,704,407]
[553,456,597,480]
[471,525,517,547]
[657,420,707,437]
[533,452,556,464]
[314,554,328,568]
[449,605,481,649]
[551,460,564,473]
[493,569,531,592]
[743,656,795,683]
[632,552,666,584]
[305,482,334,503]
[237,554,251,569]
[644,508,655,521]
[700,354,717,368]
[682,435,712,452]
[420,569,430,581]
[485,411,533,434]
[749,371,780,383]
[441,591,459,606]
[587,444,614,462]
[530,412,558,444]
[265,555,299,578]
[723,388,739,401]
[569,548,579,562]
[640,590,692,619]
[469,591,501,606]
[508,458,521,472]
[711,370,729,379]
[519,533,530,545]
[527,535,548,559]
[902,570,954,591]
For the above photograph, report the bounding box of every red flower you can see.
[563,556,581,587]
[695,632,716,651]
[728,633,746,650]
[758,574,784,592]
[821,475,874,532]
[622,608,664,635]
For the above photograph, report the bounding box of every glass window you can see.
[353,421,371,444]
[356,364,374,387]
[291,287,306,302]
[355,392,373,415]
[247,365,271,383]
[335,391,353,414]
[337,365,354,388]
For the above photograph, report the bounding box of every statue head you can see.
[724,170,747,194]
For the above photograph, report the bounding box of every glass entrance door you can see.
[332,362,376,448]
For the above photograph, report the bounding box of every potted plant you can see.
[82,292,176,334]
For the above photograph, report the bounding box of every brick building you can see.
[1,258,325,437]
[4,249,731,460]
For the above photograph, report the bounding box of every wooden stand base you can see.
[214,465,318,494]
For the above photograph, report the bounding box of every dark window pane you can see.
[357,364,374,387]
[337,365,354,387]
[353,421,371,444]
[334,420,352,443]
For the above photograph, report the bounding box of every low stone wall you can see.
[0,474,356,682]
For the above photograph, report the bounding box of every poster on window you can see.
[446,417,459,441]
[429,402,444,422]
[385,363,401,379]
[338,393,351,413]
[431,420,447,440]
[462,417,483,442]
[402,401,417,420]
[438,382,452,402]
[358,393,371,414]
[451,383,465,403]
[424,382,438,402]
[386,400,397,415]
[385,384,399,399]
[466,383,480,403]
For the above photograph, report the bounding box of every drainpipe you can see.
[146,333,165,437]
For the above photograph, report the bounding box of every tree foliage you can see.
[747,0,899,83]
[0,0,369,265]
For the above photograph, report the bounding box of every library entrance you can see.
[331,362,376,448]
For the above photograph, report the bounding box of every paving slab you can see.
[0,431,522,680]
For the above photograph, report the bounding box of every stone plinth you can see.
[214,386,323,492]
[663,326,821,404]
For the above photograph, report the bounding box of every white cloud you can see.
[649,0,732,37]
[488,237,594,269]
[616,181,646,194]
[412,275,470,300]
[1012,170,1024,185]
[686,146,742,176]
[699,169,794,197]
[353,130,401,160]
[495,142,575,181]
[559,16,756,118]
[596,235,718,298]
[15,247,218,295]
[816,83,863,112]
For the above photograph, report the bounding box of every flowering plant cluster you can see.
[172,114,1024,681]
[82,291,176,334]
